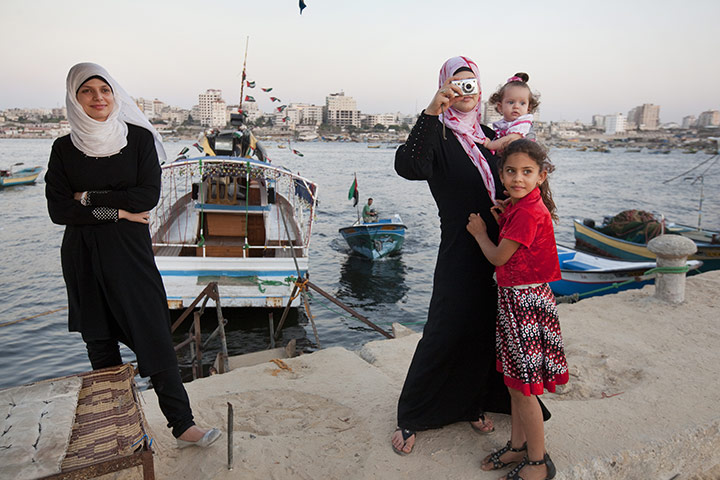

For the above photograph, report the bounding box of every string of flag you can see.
[243,74,303,157]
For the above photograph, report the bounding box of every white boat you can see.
[150,129,318,309]
[551,244,702,299]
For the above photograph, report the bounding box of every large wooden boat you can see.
[0,165,42,188]
[150,128,318,309]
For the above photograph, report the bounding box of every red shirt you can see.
[496,188,561,287]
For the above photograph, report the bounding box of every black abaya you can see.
[45,124,177,378]
[394,112,512,431]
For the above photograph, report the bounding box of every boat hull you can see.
[0,167,42,188]
[550,245,703,298]
[339,222,405,260]
[573,219,720,271]
[156,256,307,308]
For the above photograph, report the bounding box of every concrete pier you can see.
[124,271,720,480]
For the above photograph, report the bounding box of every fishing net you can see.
[599,210,664,244]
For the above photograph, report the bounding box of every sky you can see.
[1,0,719,123]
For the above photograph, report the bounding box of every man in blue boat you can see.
[362,197,378,223]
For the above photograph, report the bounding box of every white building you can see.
[325,92,360,128]
[628,104,660,130]
[482,101,503,125]
[161,107,190,125]
[364,113,398,128]
[697,110,720,127]
[604,113,626,135]
[198,89,227,127]
[592,115,605,128]
[682,115,696,129]
[237,101,262,122]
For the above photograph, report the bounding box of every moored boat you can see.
[551,244,703,298]
[339,215,406,260]
[574,217,720,271]
[0,165,42,188]
[150,126,318,309]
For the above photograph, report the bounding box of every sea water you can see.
[1,139,718,389]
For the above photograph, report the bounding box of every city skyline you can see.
[1,0,719,123]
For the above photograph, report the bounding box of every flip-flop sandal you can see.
[391,427,416,456]
[470,414,496,434]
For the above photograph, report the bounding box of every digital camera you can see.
[451,78,478,96]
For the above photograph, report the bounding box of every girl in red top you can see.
[467,139,568,480]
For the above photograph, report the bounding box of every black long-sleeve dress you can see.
[45,124,176,378]
[394,112,512,430]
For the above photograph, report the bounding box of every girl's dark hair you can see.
[488,72,540,114]
[501,139,558,222]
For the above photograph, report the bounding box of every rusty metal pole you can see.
[274,283,298,340]
[193,312,203,379]
[208,283,230,373]
[306,280,393,339]
[227,402,234,470]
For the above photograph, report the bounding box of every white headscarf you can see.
[65,62,166,163]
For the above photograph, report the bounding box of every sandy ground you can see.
[118,271,720,479]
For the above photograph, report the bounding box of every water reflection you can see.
[336,254,409,307]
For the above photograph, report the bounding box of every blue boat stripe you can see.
[160,269,305,277]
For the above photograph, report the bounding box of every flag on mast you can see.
[348,175,358,207]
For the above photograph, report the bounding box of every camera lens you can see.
[463,83,471,92]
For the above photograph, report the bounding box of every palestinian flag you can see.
[276,105,287,112]
[270,97,281,102]
[246,81,256,88]
[348,176,358,207]
[292,149,304,157]
[192,142,204,153]
[244,95,255,102]
[262,88,273,92]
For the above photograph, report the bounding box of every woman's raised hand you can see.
[425,76,464,116]
[119,209,150,224]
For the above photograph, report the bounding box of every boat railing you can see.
[151,156,318,251]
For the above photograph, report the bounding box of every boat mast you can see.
[238,36,250,115]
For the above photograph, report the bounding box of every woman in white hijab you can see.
[46,63,220,448]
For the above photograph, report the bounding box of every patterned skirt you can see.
[496,283,569,396]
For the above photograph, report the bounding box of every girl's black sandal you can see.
[482,441,527,470]
[505,452,556,480]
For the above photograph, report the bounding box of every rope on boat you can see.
[0,306,68,328]
[556,265,692,304]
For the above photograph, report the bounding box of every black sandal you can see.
[391,427,416,456]
[505,453,556,480]
[482,441,527,470]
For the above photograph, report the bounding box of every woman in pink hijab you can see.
[391,56,550,456]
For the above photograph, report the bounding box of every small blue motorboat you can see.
[0,165,43,188]
[550,244,702,299]
[339,214,406,260]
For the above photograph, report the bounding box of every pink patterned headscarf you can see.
[438,56,495,202]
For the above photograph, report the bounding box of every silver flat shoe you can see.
[176,428,222,449]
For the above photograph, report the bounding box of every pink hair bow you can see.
[507,76,523,83]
